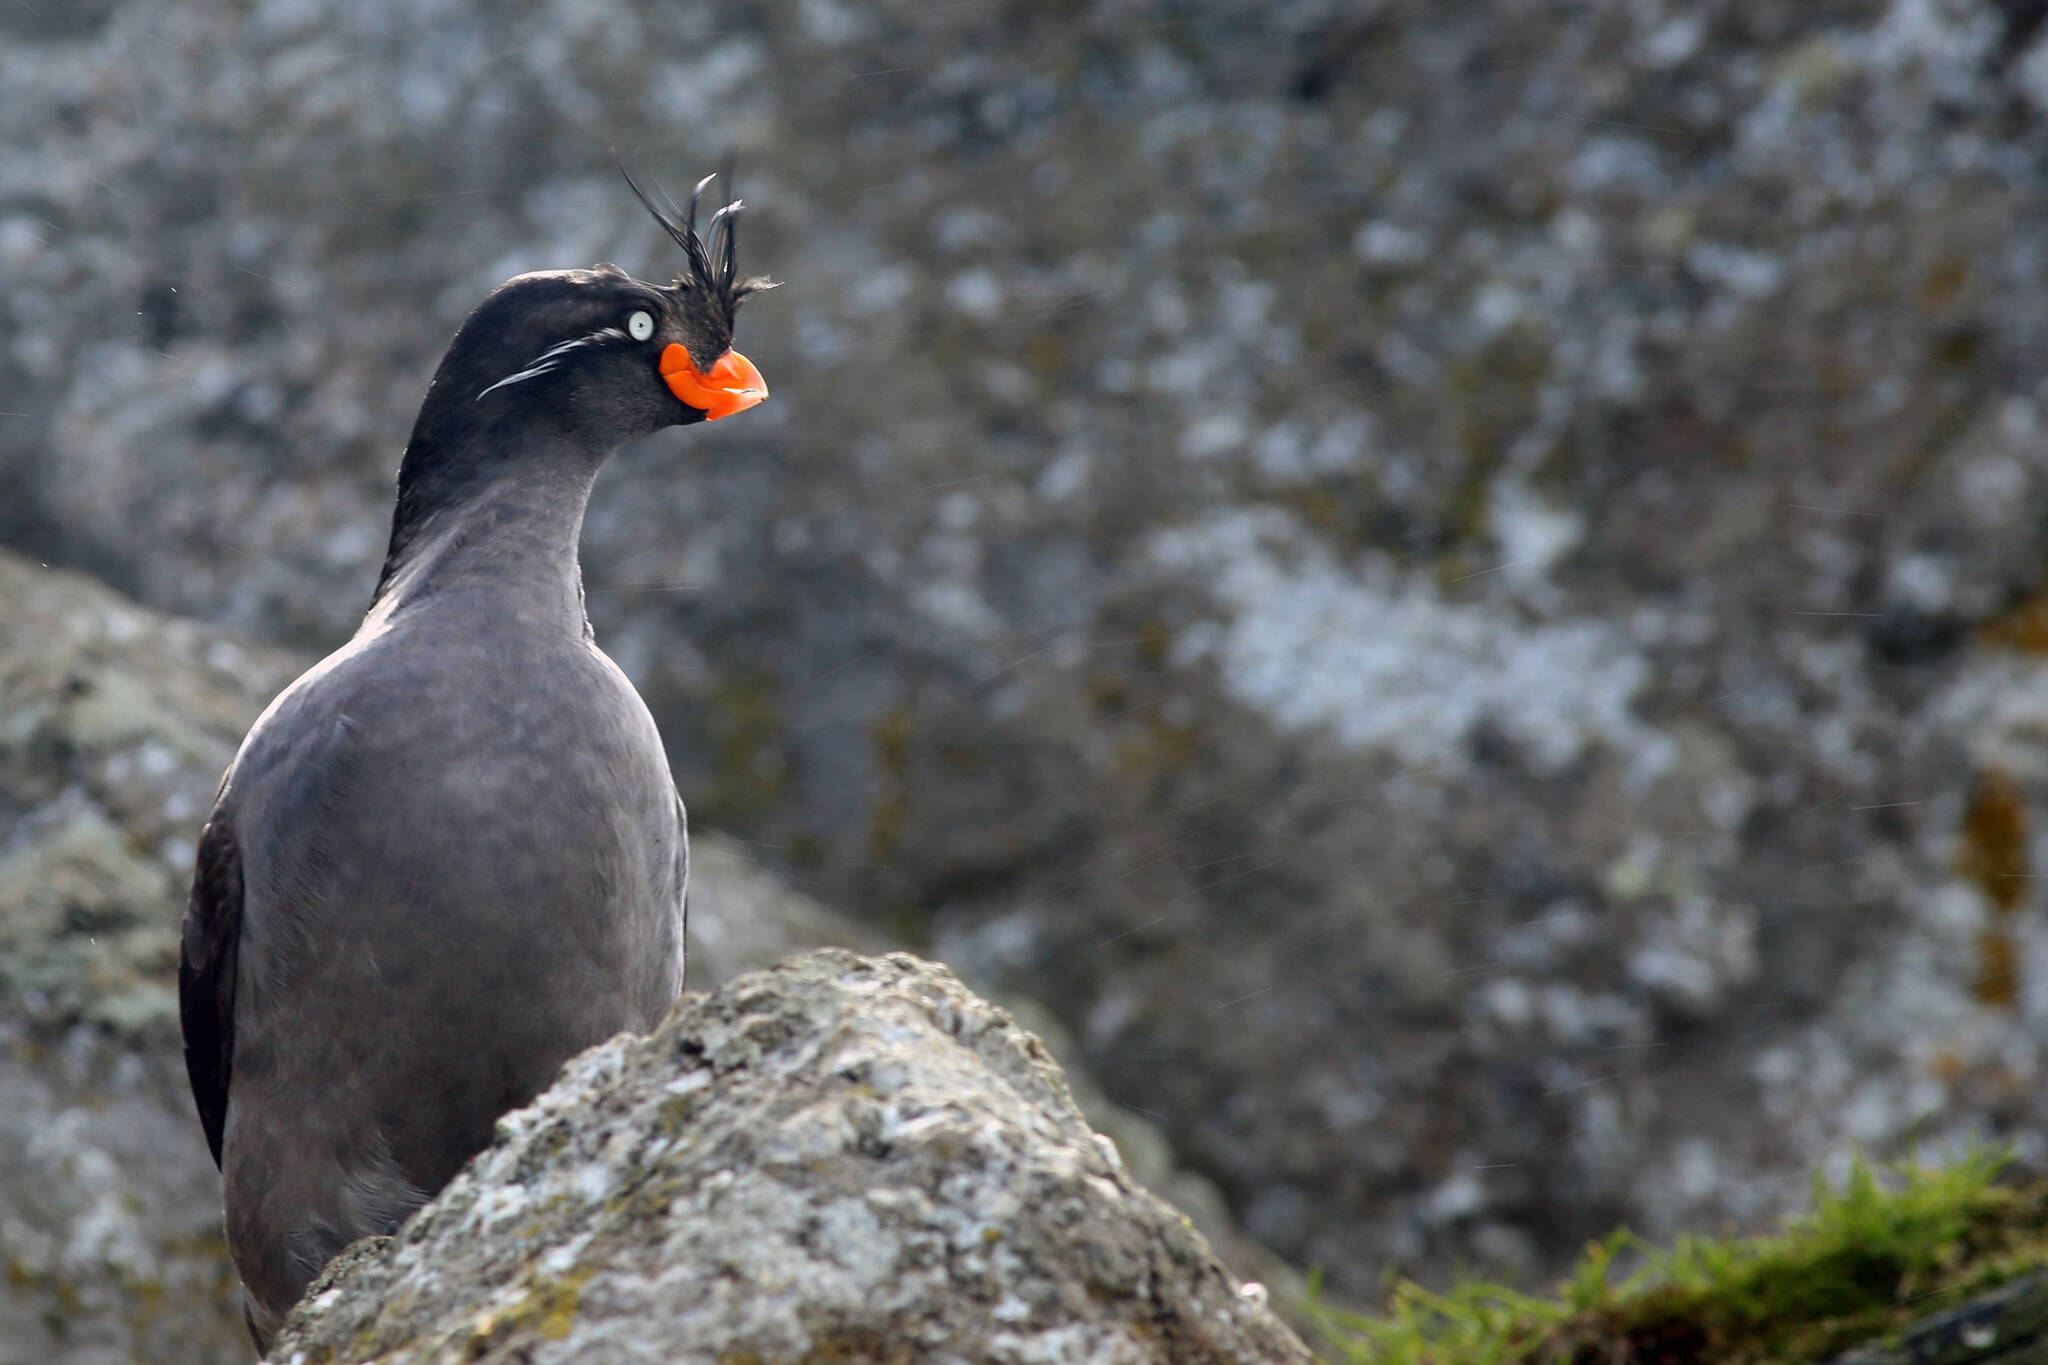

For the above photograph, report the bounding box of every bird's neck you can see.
[368,432,605,633]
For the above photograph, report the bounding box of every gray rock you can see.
[0,552,297,1365]
[1828,1271,2048,1365]
[267,950,1310,1365]
[683,834,895,990]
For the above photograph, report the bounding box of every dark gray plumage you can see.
[181,178,774,1351]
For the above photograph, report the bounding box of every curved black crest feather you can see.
[620,163,777,326]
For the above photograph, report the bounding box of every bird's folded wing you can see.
[181,802,243,1170]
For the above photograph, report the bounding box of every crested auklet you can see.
[179,172,775,1350]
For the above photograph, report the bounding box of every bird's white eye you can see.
[627,310,655,341]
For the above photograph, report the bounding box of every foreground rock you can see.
[270,951,1308,1365]
[1829,1271,2048,1365]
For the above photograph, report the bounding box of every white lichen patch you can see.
[1150,509,1656,776]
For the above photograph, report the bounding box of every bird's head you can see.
[380,172,781,594]
[439,170,777,445]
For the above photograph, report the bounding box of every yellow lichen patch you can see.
[535,1268,590,1341]
[1974,927,2021,1009]
[1114,713,1200,778]
[1023,332,1063,383]
[1918,257,1969,312]
[1957,769,2029,914]
[800,1328,919,1364]
[1957,769,2029,1009]
[459,1263,594,1355]
[1978,590,2048,653]
[1135,619,1172,671]
[1088,672,1128,712]
[937,739,983,774]
[721,1336,920,1365]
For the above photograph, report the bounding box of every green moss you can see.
[1304,1149,2048,1365]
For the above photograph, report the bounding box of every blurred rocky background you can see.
[6,0,2048,1347]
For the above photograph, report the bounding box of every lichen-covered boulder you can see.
[268,951,1309,1365]
[0,551,299,1363]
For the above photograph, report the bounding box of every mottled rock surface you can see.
[11,0,2048,1299]
[0,551,296,1365]
[268,950,1308,1365]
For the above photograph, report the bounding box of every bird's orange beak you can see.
[661,344,767,420]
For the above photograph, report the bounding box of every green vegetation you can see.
[1304,1149,2048,1365]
